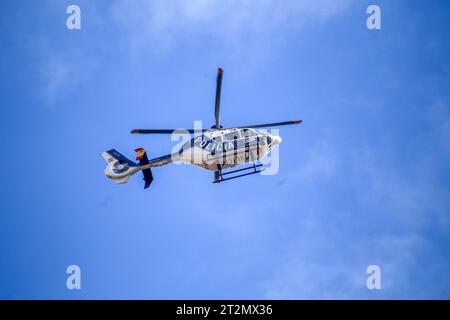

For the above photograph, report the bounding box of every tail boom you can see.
[101,148,175,188]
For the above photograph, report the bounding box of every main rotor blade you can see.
[229,120,303,130]
[131,129,207,134]
[130,120,302,134]
[214,67,223,128]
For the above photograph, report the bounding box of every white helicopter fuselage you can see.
[101,127,282,186]
[102,67,300,188]
[177,128,281,171]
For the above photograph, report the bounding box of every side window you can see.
[225,131,241,140]
[243,129,256,137]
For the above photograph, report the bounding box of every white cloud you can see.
[292,139,337,183]
[41,60,71,104]
[258,120,450,298]
[111,0,354,61]
[38,51,98,105]
[260,232,430,299]
[35,0,354,103]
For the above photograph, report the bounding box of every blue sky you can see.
[0,0,449,299]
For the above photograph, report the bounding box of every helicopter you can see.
[101,68,302,189]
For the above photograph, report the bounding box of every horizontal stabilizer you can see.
[101,149,136,167]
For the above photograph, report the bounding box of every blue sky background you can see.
[0,0,449,299]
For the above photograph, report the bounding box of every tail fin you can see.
[101,148,155,189]
[135,148,153,189]
[101,149,139,184]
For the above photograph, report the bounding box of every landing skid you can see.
[213,163,264,183]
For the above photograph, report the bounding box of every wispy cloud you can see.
[258,109,450,298]
[36,0,354,104]
[111,0,354,62]
[37,50,98,106]
[260,232,431,299]
[40,59,71,104]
